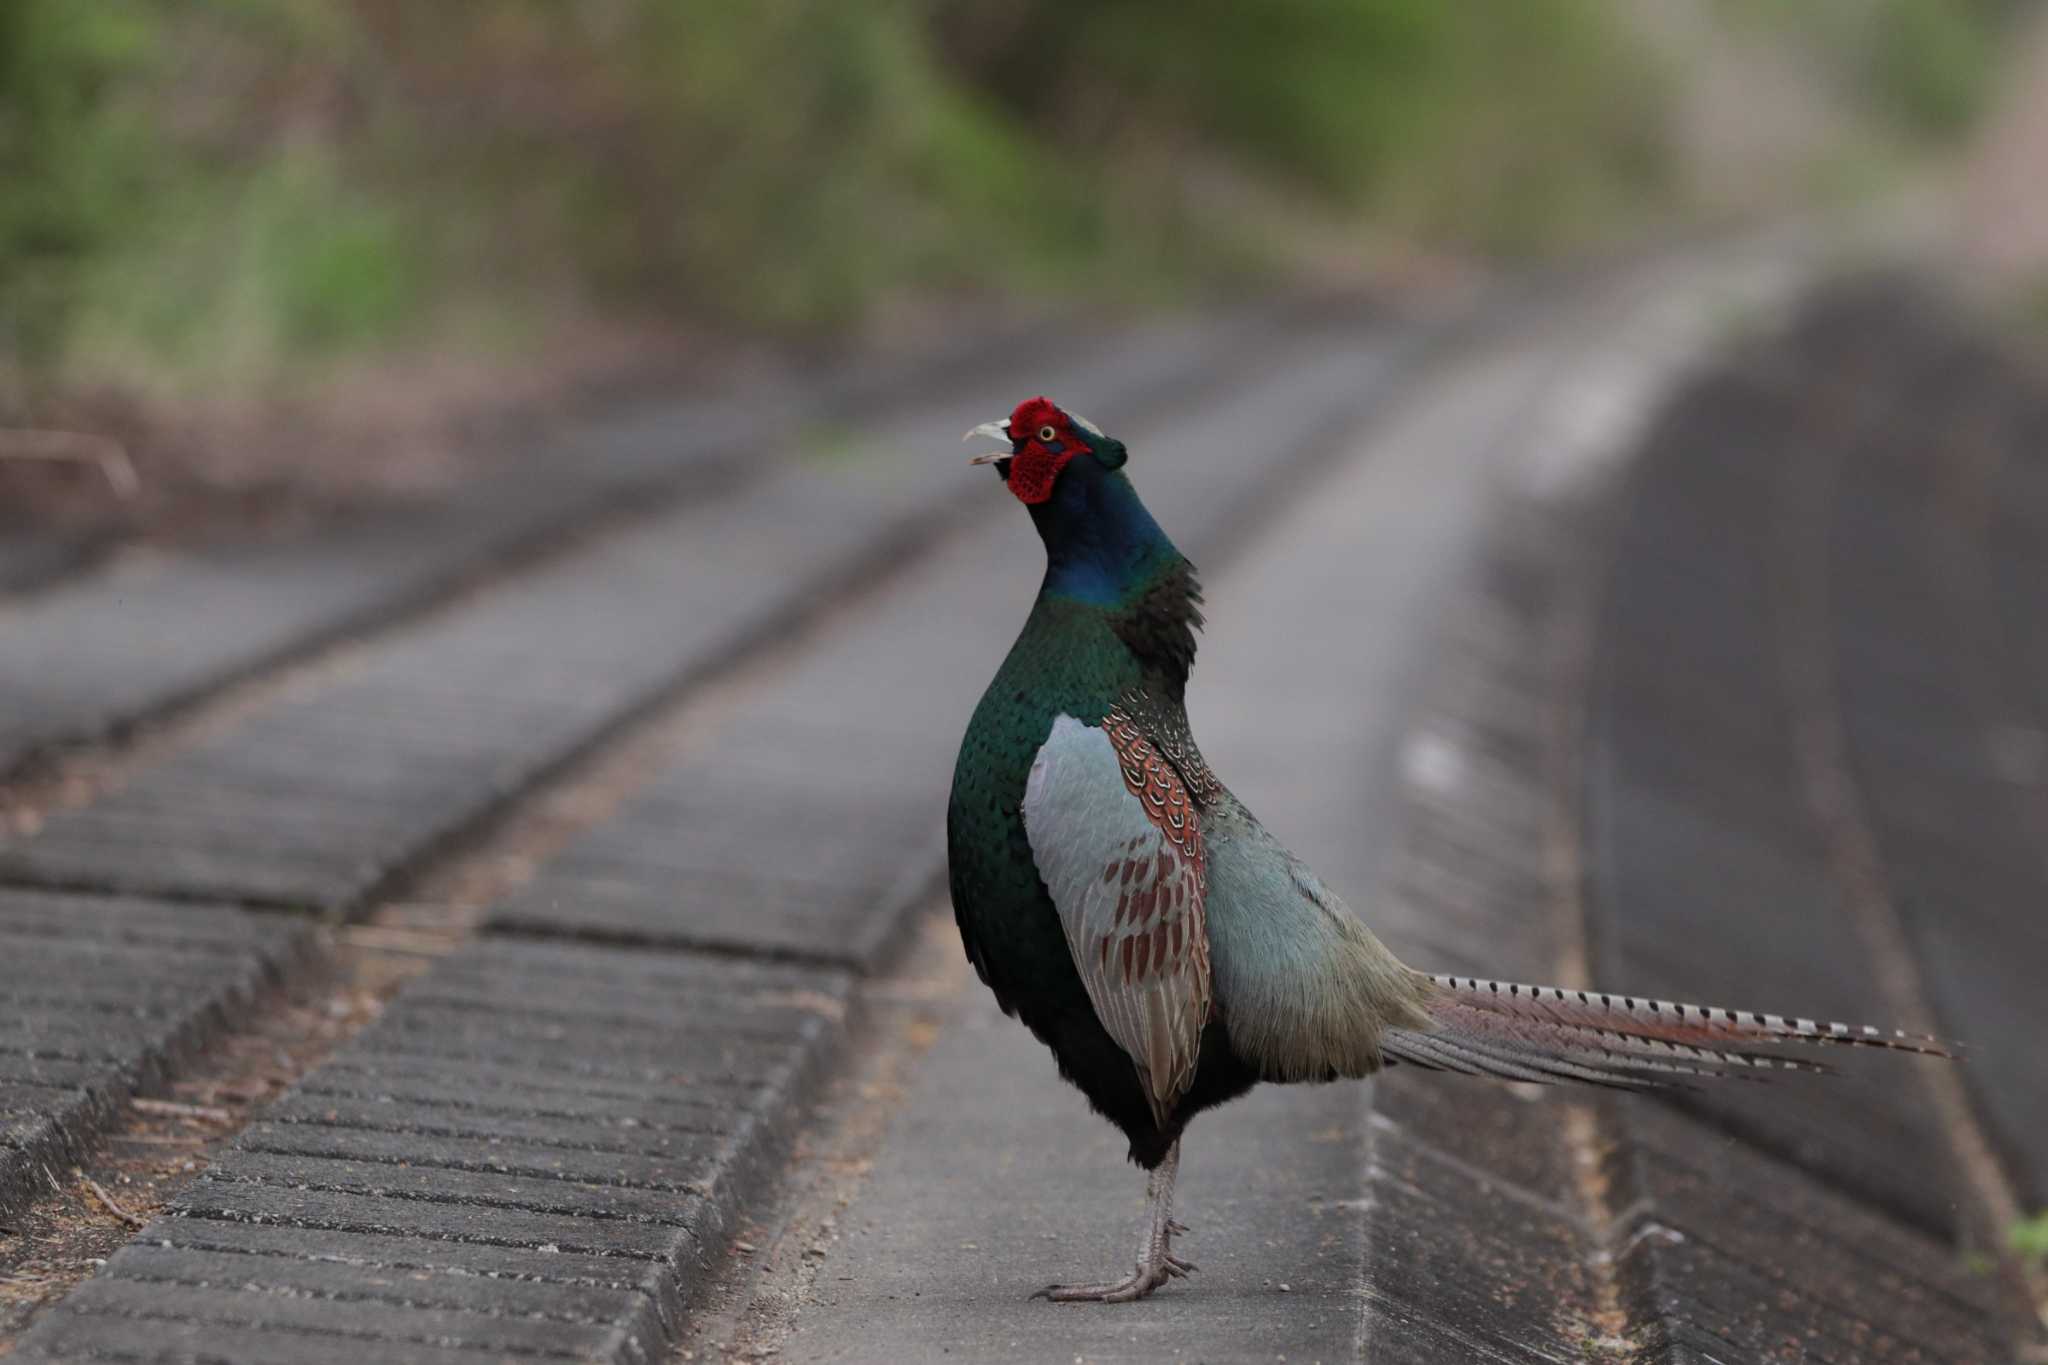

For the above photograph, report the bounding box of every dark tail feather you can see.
[1382,974,1949,1091]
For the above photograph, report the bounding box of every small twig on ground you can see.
[75,1170,146,1229]
[749,989,848,1022]
[0,429,140,498]
[129,1097,232,1124]
[337,924,461,955]
[110,1132,209,1146]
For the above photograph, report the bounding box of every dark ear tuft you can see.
[1082,431,1127,471]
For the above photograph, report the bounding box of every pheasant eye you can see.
[1037,424,1058,443]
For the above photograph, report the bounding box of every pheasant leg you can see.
[1033,1141,1196,1303]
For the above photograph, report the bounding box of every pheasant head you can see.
[963,395,1127,506]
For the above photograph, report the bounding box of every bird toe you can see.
[1031,1262,1175,1303]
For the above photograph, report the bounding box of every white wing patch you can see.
[1023,714,1211,1123]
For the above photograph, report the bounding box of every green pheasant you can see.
[946,395,1948,1303]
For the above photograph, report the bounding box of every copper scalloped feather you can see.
[1106,695,1224,803]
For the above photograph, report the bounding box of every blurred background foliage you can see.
[0,0,2021,408]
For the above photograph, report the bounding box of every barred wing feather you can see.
[1023,714,1212,1123]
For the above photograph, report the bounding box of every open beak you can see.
[963,418,1011,464]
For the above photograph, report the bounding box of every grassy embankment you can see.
[0,1,2006,454]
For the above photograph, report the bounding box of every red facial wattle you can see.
[1003,396,1079,505]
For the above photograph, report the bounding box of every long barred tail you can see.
[1382,973,1952,1090]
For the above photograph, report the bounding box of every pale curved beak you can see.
[963,418,1011,464]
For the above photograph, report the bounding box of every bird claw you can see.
[1031,1237,1195,1302]
[1031,1263,1176,1303]
[1166,1219,1190,1236]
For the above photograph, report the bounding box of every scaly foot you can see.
[1035,1142,1194,1303]
[1031,1249,1196,1303]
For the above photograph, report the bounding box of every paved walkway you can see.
[0,241,2042,1364]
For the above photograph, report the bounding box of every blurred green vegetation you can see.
[2014,1211,2048,1270]
[1737,0,2009,139]
[0,0,2014,398]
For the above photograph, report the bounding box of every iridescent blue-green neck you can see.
[1029,460,1182,603]
[1024,460,1202,696]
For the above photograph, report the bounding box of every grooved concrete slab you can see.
[492,322,1416,965]
[1590,282,2048,1234]
[1588,361,1974,1236]
[0,889,311,1221]
[1364,1103,1600,1364]
[0,315,1254,786]
[1367,492,2010,1362]
[1814,292,2048,1211]
[1372,278,2019,1360]
[1355,516,1616,1365]
[13,1315,568,1365]
[0,316,1280,915]
[12,938,849,1364]
[1609,1105,2007,1364]
[0,405,761,784]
